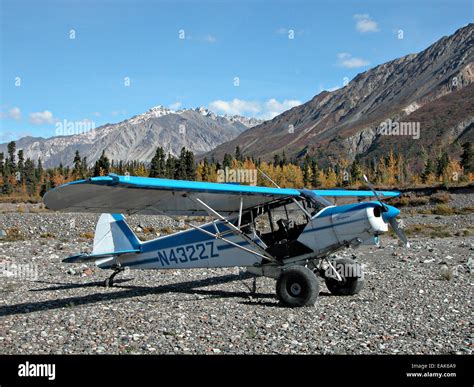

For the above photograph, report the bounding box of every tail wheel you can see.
[276,265,319,307]
[325,258,364,296]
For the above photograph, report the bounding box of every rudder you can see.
[93,213,141,255]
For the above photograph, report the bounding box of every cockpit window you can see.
[299,189,332,216]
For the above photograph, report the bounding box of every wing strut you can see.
[257,168,312,219]
[187,195,278,263]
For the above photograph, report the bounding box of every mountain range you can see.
[205,24,473,168]
[0,106,262,167]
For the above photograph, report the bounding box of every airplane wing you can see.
[44,174,401,216]
[43,174,301,216]
[312,189,401,205]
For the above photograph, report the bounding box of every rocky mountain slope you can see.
[205,24,474,166]
[0,106,262,167]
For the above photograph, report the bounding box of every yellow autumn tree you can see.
[195,161,205,181]
[325,168,338,188]
[386,149,398,186]
[338,158,350,186]
[446,159,462,184]
[135,164,148,177]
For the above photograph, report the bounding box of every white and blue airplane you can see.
[43,173,408,307]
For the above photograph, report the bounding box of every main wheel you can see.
[324,258,364,296]
[276,265,319,307]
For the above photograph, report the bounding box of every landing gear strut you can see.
[104,267,125,288]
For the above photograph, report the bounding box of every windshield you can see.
[299,189,333,216]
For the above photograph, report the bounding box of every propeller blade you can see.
[389,217,410,248]
[363,174,388,211]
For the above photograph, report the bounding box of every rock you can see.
[82,268,93,276]
[467,257,473,273]
[440,265,453,281]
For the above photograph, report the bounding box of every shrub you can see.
[430,192,450,204]
[432,204,454,216]
[79,232,94,239]
[40,232,55,238]
[5,227,24,241]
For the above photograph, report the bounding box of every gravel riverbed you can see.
[0,197,472,354]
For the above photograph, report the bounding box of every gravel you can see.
[0,196,472,355]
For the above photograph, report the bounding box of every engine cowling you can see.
[297,202,388,254]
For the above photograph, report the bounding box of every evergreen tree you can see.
[201,158,209,181]
[7,141,16,169]
[2,169,12,195]
[234,146,243,162]
[73,150,82,177]
[149,147,166,177]
[36,158,43,181]
[273,154,281,167]
[81,157,88,177]
[460,142,473,174]
[174,148,188,180]
[223,153,233,168]
[165,154,176,179]
[185,150,196,180]
[350,157,363,184]
[93,150,110,176]
[17,149,24,180]
[310,159,320,187]
[24,158,37,196]
[421,158,435,183]
[436,150,449,178]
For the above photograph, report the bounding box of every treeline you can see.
[0,141,473,200]
[204,143,473,188]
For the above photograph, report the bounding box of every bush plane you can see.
[43,173,409,307]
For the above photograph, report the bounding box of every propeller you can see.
[363,174,388,211]
[388,217,410,248]
[363,175,410,248]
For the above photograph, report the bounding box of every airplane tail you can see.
[93,213,141,255]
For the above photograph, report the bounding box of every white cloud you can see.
[209,98,301,119]
[0,106,22,121]
[337,52,370,68]
[186,34,217,43]
[203,35,217,43]
[111,109,127,117]
[29,110,55,125]
[169,102,182,110]
[263,98,301,119]
[354,14,380,33]
[7,106,21,121]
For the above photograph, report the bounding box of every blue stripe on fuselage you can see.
[139,221,231,253]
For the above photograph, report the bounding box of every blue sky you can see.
[0,0,472,142]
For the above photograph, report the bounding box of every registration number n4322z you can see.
[156,241,219,266]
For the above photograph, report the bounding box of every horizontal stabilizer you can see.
[62,249,140,263]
